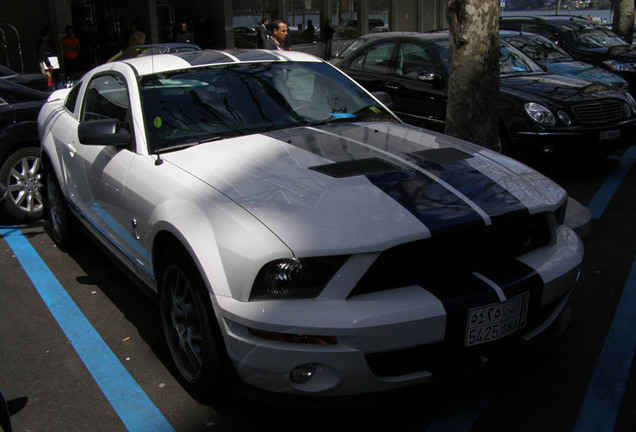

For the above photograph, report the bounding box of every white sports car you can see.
[38,49,583,398]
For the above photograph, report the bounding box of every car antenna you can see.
[154,149,163,165]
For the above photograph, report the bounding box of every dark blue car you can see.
[500,30,628,90]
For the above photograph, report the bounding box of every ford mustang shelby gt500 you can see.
[39,49,583,397]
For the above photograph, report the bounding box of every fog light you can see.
[290,363,316,384]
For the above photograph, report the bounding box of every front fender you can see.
[148,197,291,302]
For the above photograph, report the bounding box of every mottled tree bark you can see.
[445,0,500,149]
[612,0,634,44]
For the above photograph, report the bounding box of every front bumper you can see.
[510,120,636,156]
[213,226,583,396]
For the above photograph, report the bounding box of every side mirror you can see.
[372,91,393,108]
[78,119,131,146]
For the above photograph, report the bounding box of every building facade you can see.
[1,0,448,75]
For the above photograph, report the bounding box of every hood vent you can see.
[309,158,403,178]
[411,148,472,165]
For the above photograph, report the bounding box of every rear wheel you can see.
[158,247,235,400]
[0,146,43,221]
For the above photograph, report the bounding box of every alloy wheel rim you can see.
[166,267,204,380]
[6,155,43,215]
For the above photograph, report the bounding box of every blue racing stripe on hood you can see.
[264,127,486,234]
[328,123,528,220]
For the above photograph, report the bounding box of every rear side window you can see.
[64,83,81,113]
[349,41,396,75]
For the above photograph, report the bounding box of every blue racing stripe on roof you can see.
[176,50,237,65]
[227,49,282,62]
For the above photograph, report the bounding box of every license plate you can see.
[465,292,530,347]
[600,129,620,140]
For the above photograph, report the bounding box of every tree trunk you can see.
[612,0,634,44]
[445,0,500,150]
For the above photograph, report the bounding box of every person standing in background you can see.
[258,18,271,48]
[175,22,195,44]
[264,20,290,51]
[128,22,146,47]
[61,25,80,79]
[36,27,60,89]
[322,19,335,60]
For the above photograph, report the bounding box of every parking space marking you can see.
[573,254,636,432]
[0,227,175,432]
[587,146,636,219]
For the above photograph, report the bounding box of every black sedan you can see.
[332,31,636,158]
[0,78,48,221]
[500,16,636,94]
[500,30,628,90]
[0,64,51,92]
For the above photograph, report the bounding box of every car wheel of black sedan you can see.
[0,146,43,221]
[158,247,235,400]
[43,167,77,250]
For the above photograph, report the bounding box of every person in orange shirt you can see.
[61,25,81,78]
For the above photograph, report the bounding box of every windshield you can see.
[140,61,395,153]
[430,38,544,74]
[502,34,571,62]
[569,25,628,48]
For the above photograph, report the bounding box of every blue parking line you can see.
[573,255,636,432]
[587,146,636,219]
[0,227,175,432]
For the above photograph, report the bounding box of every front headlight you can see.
[250,256,349,300]
[602,59,636,72]
[625,92,636,115]
[525,102,556,126]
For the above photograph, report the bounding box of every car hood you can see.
[161,122,565,255]
[500,72,621,104]
[543,61,627,87]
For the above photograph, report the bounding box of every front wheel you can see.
[158,247,235,400]
[43,166,76,250]
[0,146,43,221]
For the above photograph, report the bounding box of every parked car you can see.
[332,31,636,158]
[106,43,200,62]
[0,64,51,92]
[0,78,48,221]
[500,16,636,94]
[500,30,628,90]
[39,49,582,398]
[233,26,258,48]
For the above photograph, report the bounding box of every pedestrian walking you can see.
[322,19,335,60]
[264,20,290,51]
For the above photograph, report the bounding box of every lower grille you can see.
[571,99,623,124]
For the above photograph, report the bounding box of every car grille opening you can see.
[348,211,551,298]
[571,99,624,124]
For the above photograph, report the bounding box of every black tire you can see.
[158,247,236,401]
[43,166,77,251]
[0,146,44,222]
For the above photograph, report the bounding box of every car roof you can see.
[354,30,449,42]
[114,48,323,76]
[501,15,592,25]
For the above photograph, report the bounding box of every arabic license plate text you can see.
[465,292,530,347]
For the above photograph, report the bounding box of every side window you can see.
[82,74,130,122]
[523,23,555,41]
[396,42,434,79]
[349,42,396,74]
[64,83,81,113]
